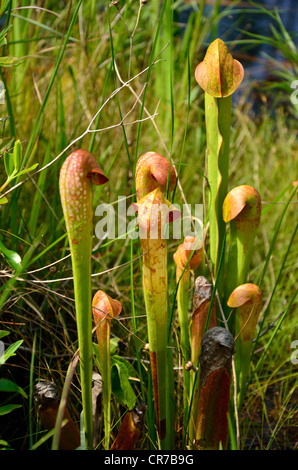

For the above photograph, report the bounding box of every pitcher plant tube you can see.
[195,38,244,283]
[92,290,122,450]
[227,283,263,409]
[133,152,180,449]
[59,149,108,449]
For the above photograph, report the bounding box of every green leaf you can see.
[0,239,22,271]
[0,378,27,398]
[0,25,12,49]
[0,195,8,205]
[0,25,12,42]
[16,162,39,177]
[0,404,22,416]
[0,439,13,450]
[13,140,22,172]
[110,337,120,356]
[92,338,119,368]
[0,331,10,339]
[3,151,15,178]
[0,56,23,67]
[0,138,14,156]
[111,356,137,410]
[0,339,23,366]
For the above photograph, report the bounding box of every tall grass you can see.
[0,0,297,450]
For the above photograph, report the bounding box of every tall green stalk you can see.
[195,39,244,283]
[59,149,108,449]
[133,152,178,449]
[92,290,122,450]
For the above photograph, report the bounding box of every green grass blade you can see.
[22,0,82,165]
[51,354,79,450]
[257,184,297,287]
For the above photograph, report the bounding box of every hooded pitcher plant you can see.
[227,283,262,409]
[133,152,179,448]
[59,149,108,449]
[173,236,203,424]
[195,38,244,283]
[223,185,261,331]
[92,290,122,449]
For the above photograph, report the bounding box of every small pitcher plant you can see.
[227,283,263,409]
[223,185,261,332]
[92,290,122,449]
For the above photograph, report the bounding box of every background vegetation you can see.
[0,0,297,450]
